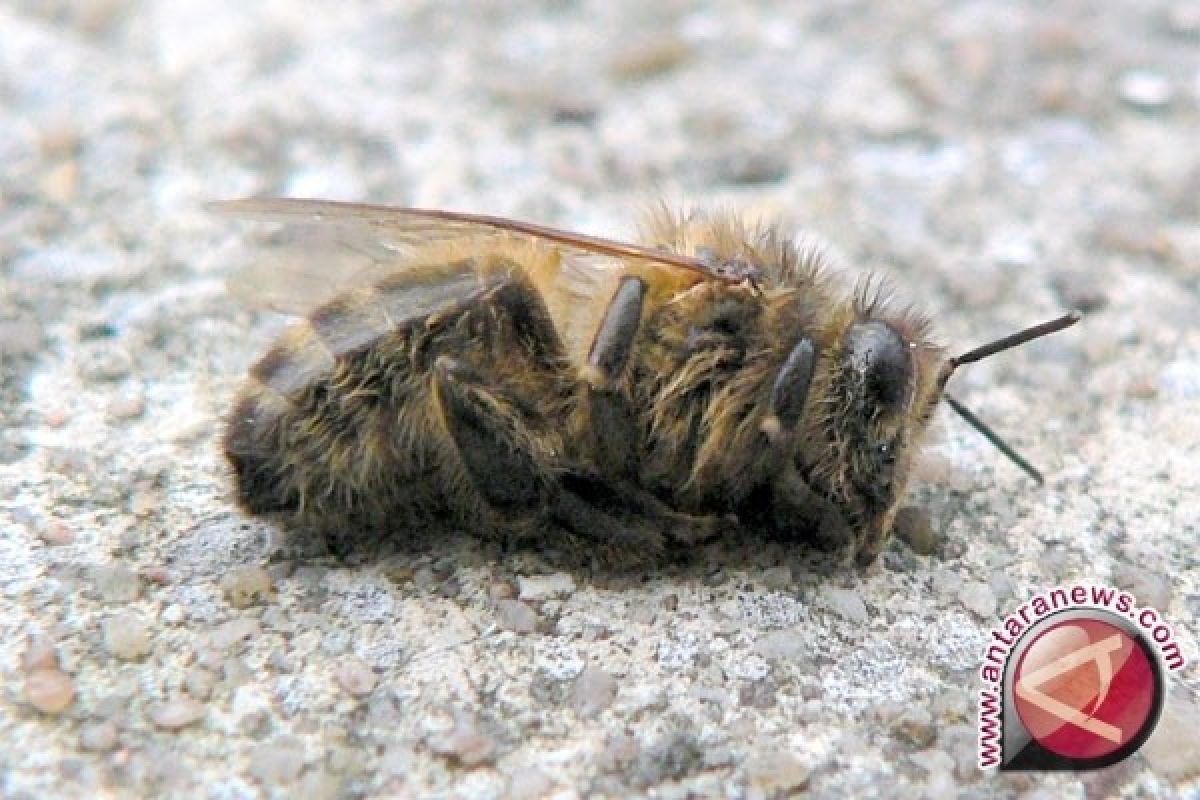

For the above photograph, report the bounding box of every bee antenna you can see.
[943,393,1044,484]
[935,310,1083,484]
[938,310,1082,388]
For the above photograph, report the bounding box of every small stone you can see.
[412,566,437,591]
[381,561,414,586]
[572,665,617,717]
[506,767,555,800]
[108,388,145,420]
[931,570,963,598]
[610,37,692,81]
[268,650,294,673]
[248,737,306,786]
[151,696,206,730]
[437,574,462,599]
[487,578,516,601]
[909,748,956,775]
[92,563,141,604]
[103,613,152,660]
[893,707,936,747]
[821,587,868,624]
[43,408,71,428]
[753,629,805,661]
[209,618,262,651]
[79,344,133,381]
[39,159,80,203]
[703,150,790,186]
[38,519,74,546]
[0,319,43,357]
[739,679,777,709]
[660,593,679,612]
[760,566,792,590]
[629,603,657,625]
[743,749,810,796]
[223,657,254,691]
[221,566,273,608]
[959,581,997,619]
[1141,696,1200,779]
[296,769,341,800]
[79,721,119,752]
[128,489,161,517]
[495,599,538,634]
[635,731,705,786]
[1114,563,1172,611]
[428,713,497,767]
[139,565,172,586]
[334,657,377,697]
[25,669,75,714]
[1052,272,1108,314]
[162,604,185,626]
[1118,69,1173,110]
[930,689,969,721]
[894,506,938,556]
[517,572,575,602]
[924,768,959,798]
[184,667,216,701]
[23,637,59,671]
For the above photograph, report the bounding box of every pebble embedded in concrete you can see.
[103,613,152,660]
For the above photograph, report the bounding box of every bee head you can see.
[792,303,944,562]
[830,319,931,514]
[797,304,1080,563]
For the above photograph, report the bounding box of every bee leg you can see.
[759,336,816,443]
[547,472,666,554]
[579,276,645,478]
[852,507,901,566]
[739,462,826,539]
[431,356,552,524]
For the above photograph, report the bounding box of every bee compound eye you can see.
[845,321,912,409]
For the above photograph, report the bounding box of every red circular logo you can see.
[1012,618,1158,761]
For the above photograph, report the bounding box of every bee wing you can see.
[214,197,729,361]
[214,198,491,316]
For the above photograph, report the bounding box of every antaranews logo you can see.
[977,583,1185,771]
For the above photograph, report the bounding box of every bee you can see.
[215,198,1079,566]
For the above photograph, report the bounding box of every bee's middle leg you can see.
[576,276,724,546]
[578,275,645,478]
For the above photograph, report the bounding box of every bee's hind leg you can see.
[431,356,553,523]
[433,357,674,555]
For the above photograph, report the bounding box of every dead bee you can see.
[215,198,1079,565]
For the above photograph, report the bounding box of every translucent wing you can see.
[214,197,722,307]
[213,197,725,363]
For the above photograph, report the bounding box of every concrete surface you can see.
[1,1,1197,797]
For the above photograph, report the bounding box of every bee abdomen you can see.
[224,257,519,526]
[224,385,299,514]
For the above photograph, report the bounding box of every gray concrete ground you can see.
[1,1,1197,797]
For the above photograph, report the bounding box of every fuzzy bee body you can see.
[220,200,1034,565]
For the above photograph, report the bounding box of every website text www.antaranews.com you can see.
[977,583,1185,769]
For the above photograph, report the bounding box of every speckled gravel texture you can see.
[2,2,1198,798]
